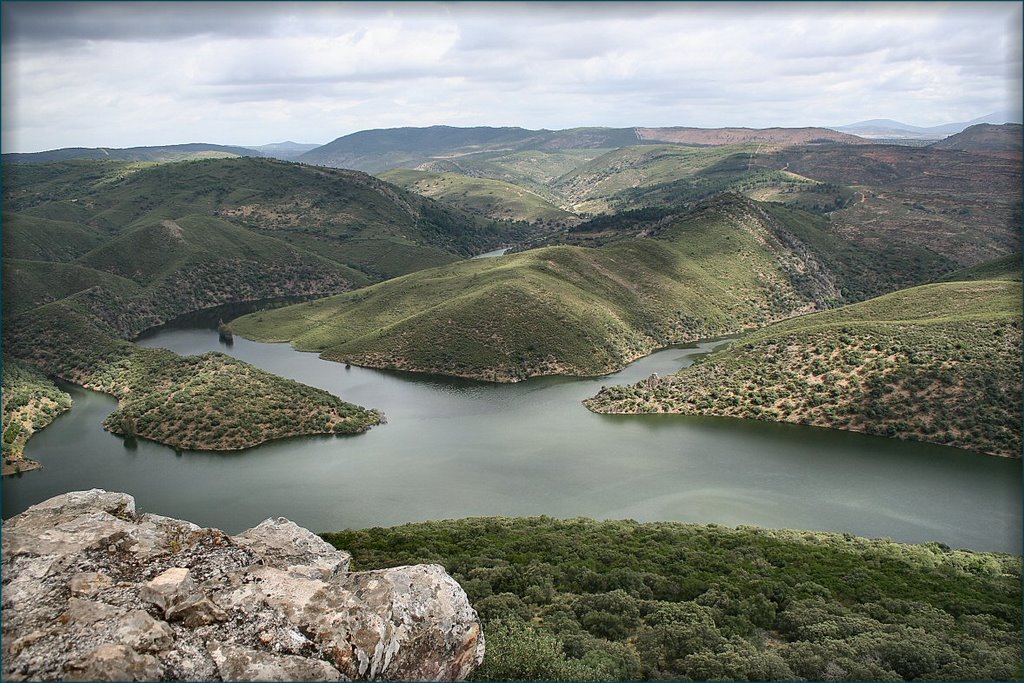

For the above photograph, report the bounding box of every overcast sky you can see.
[2,1,1021,152]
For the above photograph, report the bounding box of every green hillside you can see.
[233,195,862,381]
[4,157,523,281]
[938,252,1022,282]
[1,358,72,474]
[586,279,1022,457]
[551,144,763,213]
[2,156,537,340]
[324,517,1021,682]
[2,259,142,317]
[2,157,506,453]
[413,148,613,200]
[372,133,1018,278]
[379,169,578,225]
[2,213,108,262]
[3,302,381,452]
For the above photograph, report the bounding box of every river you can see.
[3,323,1020,553]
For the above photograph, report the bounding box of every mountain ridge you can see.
[297,125,867,173]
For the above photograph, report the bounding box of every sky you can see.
[2,1,1021,152]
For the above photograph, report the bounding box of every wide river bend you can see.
[3,325,1020,553]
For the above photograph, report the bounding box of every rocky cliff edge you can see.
[1,490,484,681]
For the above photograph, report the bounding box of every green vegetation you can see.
[1,358,73,474]
[552,144,765,213]
[414,148,614,201]
[234,195,850,381]
[323,517,1022,681]
[3,157,521,283]
[357,129,1018,280]
[587,280,1022,457]
[4,303,381,451]
[1,157,469,453]
[938,252,1022,282]
[379,169,578,226]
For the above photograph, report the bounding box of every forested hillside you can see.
[325,517,1022,681]
[234,195,918,381]
[586,277,1023,457]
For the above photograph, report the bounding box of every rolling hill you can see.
[378,132,1018,281]
[379,168,579,225]
[298,125,643,172]
[2,155,528,454]
[2,143,263,164]
[929,123,1023,157]
[2,157,525,287]
[232,195,894,382]
[586,276,1022,457]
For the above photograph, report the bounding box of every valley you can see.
[2,156,524,455]
[4,2,1022,680]
[3,124,1019,463]
[1,113,1022,683]
[1,123,1020,683]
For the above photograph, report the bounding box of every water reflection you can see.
[3,329,1019,554]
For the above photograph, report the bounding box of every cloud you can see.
[2,1,1020,151]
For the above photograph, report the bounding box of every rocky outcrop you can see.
[1,490,485,681]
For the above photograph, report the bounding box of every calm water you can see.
[4,326,1020,553]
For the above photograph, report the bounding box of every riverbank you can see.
[8,330,1018,554]
[1,358,72,476]
[586,280,1023,458]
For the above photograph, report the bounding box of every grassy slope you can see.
[379,169,577,225]
[2,213,108,262]
[233,196,848,381]
[938,252,1022,282]
[1,358,72,473]
[415,140,1018,281]
[415,148,613,202]
[586,279,1023,457]
[324,517,1021,682]
[2,259,142,317]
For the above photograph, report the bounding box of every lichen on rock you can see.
[1,490,485,681]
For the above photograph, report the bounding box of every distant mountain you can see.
[2,143,264,164]
[245,141,323,161]
[298,126,641,172]
[298,125,868,173]
[832,112,1021,140]
[929,123,1023,156]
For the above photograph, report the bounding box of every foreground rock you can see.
[1,490,485,681]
